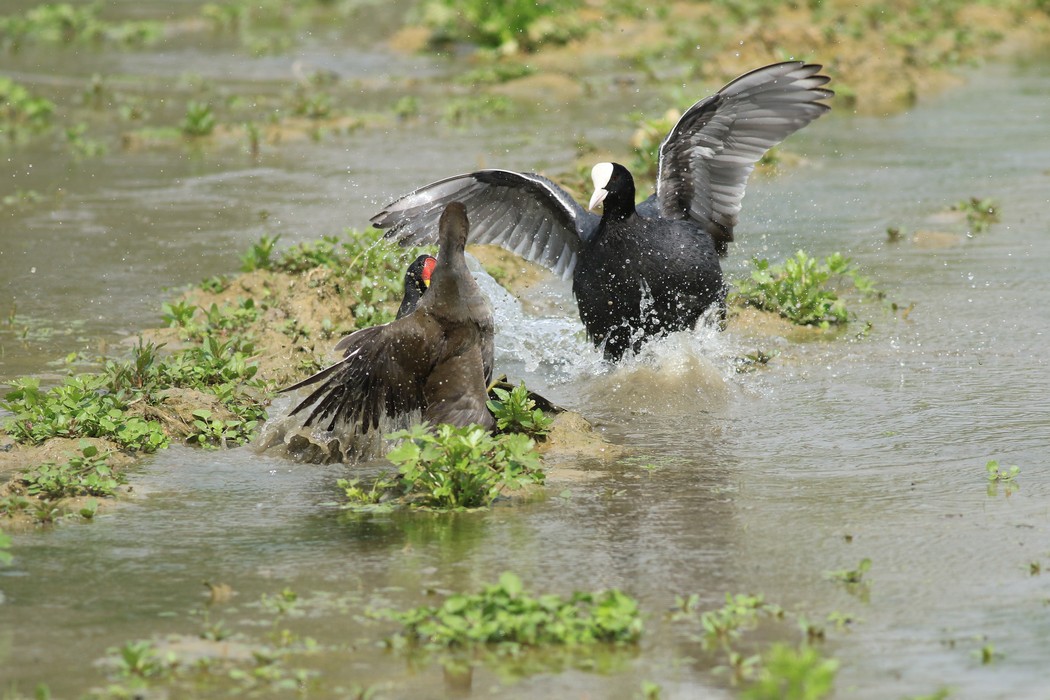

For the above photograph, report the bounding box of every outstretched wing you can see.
[282,319,432,433]
[654,62,833,254]
[371,170,599,279]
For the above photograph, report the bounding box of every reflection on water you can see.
[1,17,1049,699]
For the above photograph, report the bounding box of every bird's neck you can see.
[601,193,637,225]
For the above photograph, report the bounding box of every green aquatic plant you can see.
[386,424,545,509]
[1,375,168,451]
[64,123,106,158]
[18,441,124,500]
[985,459,1020,497]
[240,234,281,272]
[0,77,54,134]
[952,196,1000,234]
[180,101,217,137]
[742,643,839,700]
[825,557,871,586]
[985,460,1019,483]
[0,3,160,48]
[442,94,514,125]
[420,0,586,53]
[486,381,553,438]
[733,251,877,327]
[384,571,642,649]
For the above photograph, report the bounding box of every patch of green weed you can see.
[952,197,1000,234]
[1,374,168,451]
[384,571,642,649]
[180,101,217,137]
[742,643,839,700]
[0,3,160,49]
[18,441,124,499]
[419,0,587,53]
[0,77,54,135]
[384,424,545,509]
[733,251,878,327]
[487,381,553,438]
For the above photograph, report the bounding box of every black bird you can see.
[396,253,437,319]
[370,61,833,361]
[282,202,495,433]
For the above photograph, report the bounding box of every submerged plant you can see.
[733,251,877,327]
[384,571,642,649]
[0,3,160,47]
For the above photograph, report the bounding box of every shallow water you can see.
[2,8,1050,698]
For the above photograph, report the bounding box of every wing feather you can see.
[655,61,833,255]
[371,170,598,279]
[282,320,432,434]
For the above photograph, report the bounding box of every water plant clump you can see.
[17,441,124,500]
[0,77,55,135]
[952,196,1000,234]
[419,0,588,53]
[732,251,879,327]
[1,373,169,452]
[2,335,267,452]
[487,381,553,438]
[673,592,841,695]
[384,423,544,509]
[0,3,161,49]
[383,571,643,649]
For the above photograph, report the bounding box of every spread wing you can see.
[654,61,833,254]
[282,319,433,433]
[371,170,599,280]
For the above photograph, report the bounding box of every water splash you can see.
[469,256,741,417]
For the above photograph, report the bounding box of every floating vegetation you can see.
[952,196,1000,235]
[732,251,879,327]
[0,77,54,136]
[825,557,872,600]
[985,459,1020,497]
[441,94,514,125]
[0,3,161,49]
[381,571,642,649]
[672,592,840,696]
[180,101,217,137]
[419,0,588,53]
[742,643,840,700]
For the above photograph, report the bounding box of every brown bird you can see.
[282,202,495,433]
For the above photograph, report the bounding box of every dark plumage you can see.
[370,61,833,361]
[282,202,494,433]
[396,254,437,319]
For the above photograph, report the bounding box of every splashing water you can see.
[468,256,743,417]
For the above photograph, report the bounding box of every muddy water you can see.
[3,9,1050,698]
